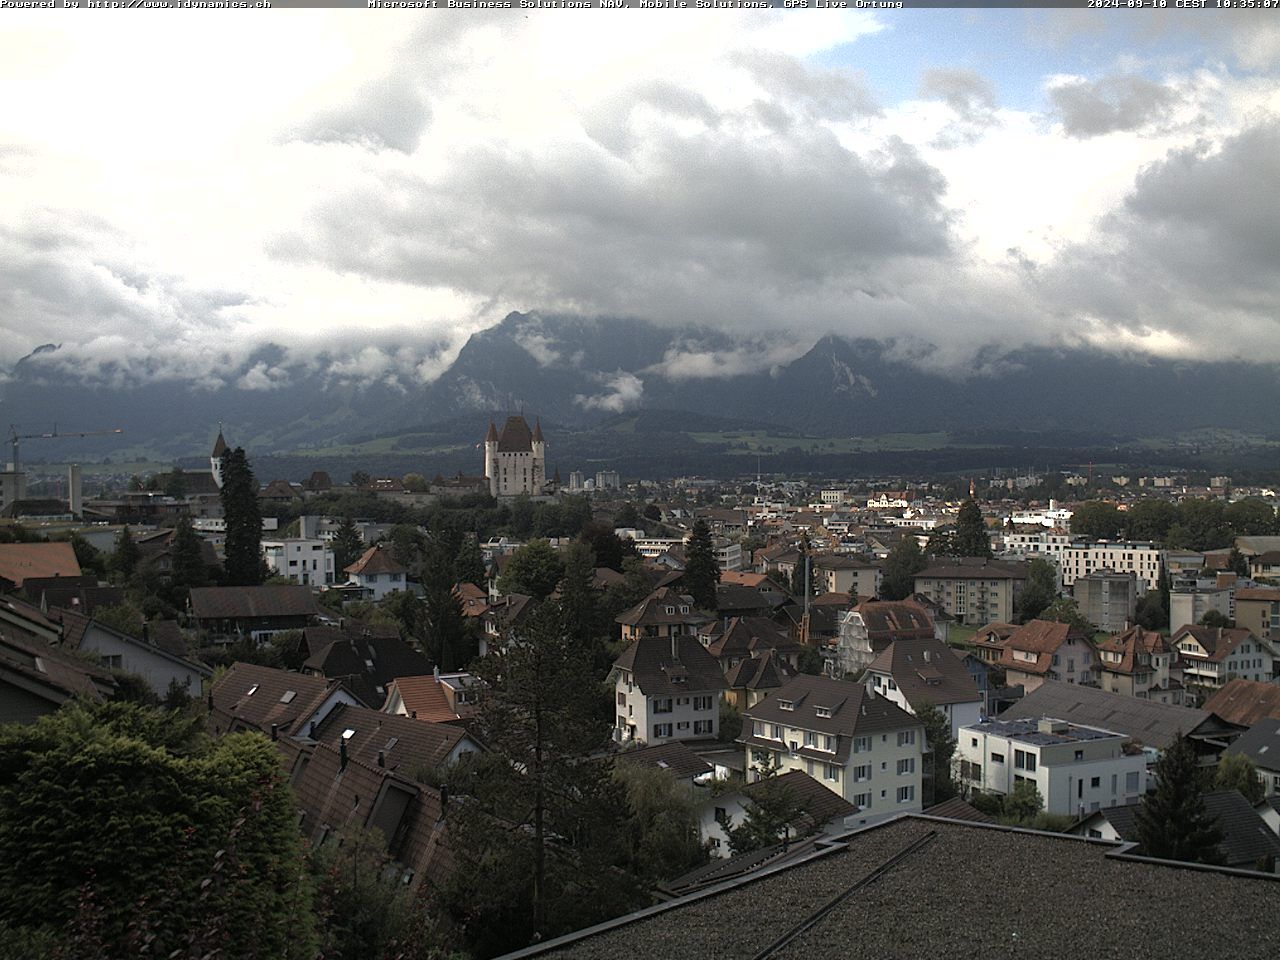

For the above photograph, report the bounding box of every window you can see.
[617,692,626,706]
[1013,750,1036,772]
[693,695,714,711]
[853,736,871,753]
[694,720,713,735]
[753,720,764,737]
[804,731,817,747]
[821,763,840,782]
[897,730,916,747]
[897,785,915,803]
[677,721,690,730]
[772,724,783,740]
[100,654,123,670]
[853,764,871,781]
[853,793,871,808]
[1074,750,1084,761]
[971,738,978,747]
[652,723,673,739]
[897,758,915,775]
[653,698,673,714]
[1124,771,1138,792]
[991,752,1005,764]
[778,699,794,711]
[815,706,832,718]
[1090,776,1100,788]
[823,735,835,752]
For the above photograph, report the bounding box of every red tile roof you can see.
[344,544,407,576]
[385,674,471,724]
[0,542,81,587]
[997,619,1092,676]
[1203,679,1280,727]
[209,662,350,736]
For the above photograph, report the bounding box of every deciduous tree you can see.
[880,536,926,601]
[498,538,565,601]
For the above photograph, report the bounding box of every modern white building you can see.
[956,716,1148,818]
[262,538,335,587]
[1060,541,1162,593]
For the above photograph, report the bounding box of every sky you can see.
[1,10,1278,391]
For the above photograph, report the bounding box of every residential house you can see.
[1248,551,1280,581]
[1071,791,1280,871]
[1073,570,1138,633]
[833,599,937,679]
[1170,585,1233,636]
[344,544,408,602]
[479,592,533,656]
[262,537,335,587]
[1203,678,1280,728]
[956,716,1147,818]
[997,619,1096,693]
[723,650,792,710]
[740,674,925,824]
[1171,625,1277,693]
[810,554,881,599]
[309,701,481,777]
[699,616,801,673]
[913,558,1028,626]
[0,623,115,723]
[616,587,711,644]
[612,635,726,744]
[969,621,1018,664]
[300,624,431,709]
[699,770,859,858]
[865,638,983,737]
[0,541,81,589]
[188,585,323,643]
[616,740,714,790]
[52,608,211,699]
[1096,625,1184,704]
[383,670,479,725]
[207,661,363,739]
[713,583,778,618]
[1222,717,1280,797]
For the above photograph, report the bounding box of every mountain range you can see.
[3,312,1278,472]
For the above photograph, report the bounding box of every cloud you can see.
[1049,74,1182,138]
[292,74,432,154]
[574,371,644,413]
[920,68,998,126]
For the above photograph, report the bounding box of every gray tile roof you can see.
[866,638,981,708]
[999,679,1211,750]
[1223,717,1280,771]
[613,636,727,696]
[615,741,714,781]
[513,816,1280,960]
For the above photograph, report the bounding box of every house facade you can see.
[343,544,407,602]
[865,638,984,738]
[482,416,547,498]
[1072,570,1138,633]
[263,537,335,587]
[612,635,726,744]
[1171,625,1277,691]
[913,559,1027,626]
[1060,540,1162,593]
[956,717,1148,818]
[1096,626,1183,704]
[740,674,925,824]
[997,619,1096,693]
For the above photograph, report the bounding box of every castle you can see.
[483,416,547,498]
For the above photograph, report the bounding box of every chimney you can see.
[270,723,278,742]
[671,633,679,661]
[411,710,417,719]
[377,750,385,768]
[434,664,441,682]
[309,720,317,738]
[339,739,348,771]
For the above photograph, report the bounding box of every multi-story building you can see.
[615,587,711,643]
[812,554,881,598]
[1095,626,1183,704]
[1234,587,1280,641]
[996,530,1071,568]
[262,537,335,587]
[1169,586,1231,634]
[1171,625,1278,692]
[913,558,1028,626]
[1072,570,1138,633]
[611,635,726,744]
[740,675,924,825]
[997,619,1096,693]
[1060,541,1162,593]
[343,544,407,602]
[865,638,984,737]
[956,717,1148,818]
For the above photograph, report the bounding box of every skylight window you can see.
[341,728,356,740]
[247,684,259,696]
[280,690,297,704]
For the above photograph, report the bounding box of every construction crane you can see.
[8,423,125,475]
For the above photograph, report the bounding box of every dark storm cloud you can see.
[1050,74,1182,138]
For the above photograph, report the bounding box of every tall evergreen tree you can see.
[444,603,642,955]
[331,515,364,576]
[453,534,487,586]
[683,519,720,611]
[880,536,926,601]
[111,525,139,582]
[917,701,957,805]
[953,500,992,558]
[421,547,475,671]
[219,447,263,587]
[1136,734,1224,864]
[169,514,206,593]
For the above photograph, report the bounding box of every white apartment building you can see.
[262,538,335,587]
[741,675,924,825]
[612,635,725,744]
[957,717,1148,818]
[998,530,1072,567]
[1007,501,1073,528]
[1060,541,1162,593]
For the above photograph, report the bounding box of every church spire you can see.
[532,418,544,443]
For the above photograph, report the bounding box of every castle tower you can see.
[483,421,499,497]
[211,423,229,489]
[531,419,546,492]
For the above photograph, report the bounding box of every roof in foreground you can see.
[507,816,1280,960]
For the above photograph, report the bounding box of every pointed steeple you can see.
[211,422,228,457]
[485,421,499,442]
[532,418,544,443]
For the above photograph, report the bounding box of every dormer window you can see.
[816,706,832,718]
[665,606,675,615]
[778,699,794,711]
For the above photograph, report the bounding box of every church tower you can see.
[211,423,229,489]
[531,419,546,492]
[483,421,499,497]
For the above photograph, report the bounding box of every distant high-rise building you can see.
[568,470,585,493]
[595,470,621,491]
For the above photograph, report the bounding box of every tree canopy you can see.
[683,519,720,611]
[1136,734,1224,865]
[1070,501,1123,540]
[880,536,925,601]
[220,447,263,586]
[497,538,565,600]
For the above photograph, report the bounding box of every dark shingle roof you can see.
[1223,717,1280,771]
[496,415,534,452]
[999,680,1210,750]
[915,558,1027,581]
[344,544,407,576]
[301,626,430,709]
[866,638,982,708]
[923,797,996,824]
[724,651,790,692]
[851,600,935,642]
[190,585,322,621]
[1204,679,1280,727]
[522,817,1280,960]
[613,636,727,696]
[209,662,353,736]
[615,741,714,781]
[310,702,471,775]
[617,588,709,628]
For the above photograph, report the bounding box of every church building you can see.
[211,425,229,489]
[483,416,548,498]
